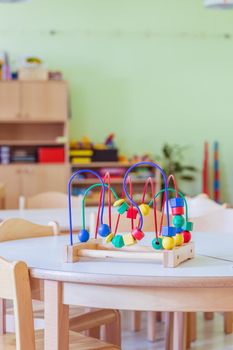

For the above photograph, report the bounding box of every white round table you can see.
[0,232,233,350]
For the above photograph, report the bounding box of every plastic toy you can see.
[64,161,194,268]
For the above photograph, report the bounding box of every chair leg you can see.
[130,311,141,332]
[147,311,157,342]
[0,298,6,335]
[164,312,174,350]
[156,312,162,322]
[103,310,121,346]
[186,313,196,349]
[224,312,233,334]
[173,312,187,350]
[204,312,214,320]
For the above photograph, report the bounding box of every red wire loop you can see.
[141,177,158,240]
[95,172,112,239]
[159,174,178,234]
[113,176,134,235]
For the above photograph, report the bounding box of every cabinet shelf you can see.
[0,141,65,146]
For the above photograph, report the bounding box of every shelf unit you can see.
[71,162,161,206]
[0,81,70,208]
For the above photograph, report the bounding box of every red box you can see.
[38,147,65,163]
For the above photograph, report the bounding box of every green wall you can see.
[0,0,233,201]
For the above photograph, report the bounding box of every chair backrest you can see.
[0,257,35,350]
[0,218,59,242]
[186,193,225,218]
[191,208,233,233]
[19,191,82,210]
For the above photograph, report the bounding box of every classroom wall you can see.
[0,0,232,201]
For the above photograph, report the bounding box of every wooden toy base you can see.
[64,239,195,268]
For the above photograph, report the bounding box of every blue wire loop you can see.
[68,169,106,246]
[123,161,170,230]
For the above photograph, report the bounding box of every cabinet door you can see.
[0,165,21,209]
[0,82,20,121]
[21,81,68,121]
[21,164,70,198]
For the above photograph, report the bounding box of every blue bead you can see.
[98,224,111,237]
[162,226,176,237]
[78,229,90,242]
[175,228,183,233]
[170,197,184,208]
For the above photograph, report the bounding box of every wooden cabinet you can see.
[21,82,68,121]
[0,165,70,209]
[0,82,20,120]
[0,81,68,121]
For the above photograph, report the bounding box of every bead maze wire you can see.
[123,161,170,230]
[68,169,106,245]
[141,176,159,242]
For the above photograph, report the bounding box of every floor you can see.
[121,312,233,350]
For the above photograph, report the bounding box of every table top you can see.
[0,232,233,287]
[0,207,97,231]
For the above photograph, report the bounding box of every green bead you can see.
[152,237,163,250]
[182,221,193,231]
[172,215,185,228]
[117,202,129,215]
[112,235,124,248]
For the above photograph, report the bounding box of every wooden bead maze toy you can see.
[64,161,194,267]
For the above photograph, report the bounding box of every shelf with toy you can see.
[64,161,194,267]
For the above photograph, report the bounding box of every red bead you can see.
[126,207,138,219]
[172,207,184,215]
[132,228,144,241]
[183,231,191,243]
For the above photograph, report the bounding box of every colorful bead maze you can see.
[64,161,194,267]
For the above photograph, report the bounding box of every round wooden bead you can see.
[162,236,175,250]
[78,229,90,242]
[172,207,184,215]
[139,203,150,216]
[183,231,191,243]
[152,237,163,250]
[98,224,111,237]
[132,228,145,241]
[172,215,185,228]
[105,233,114,243]
[174,233,184,246]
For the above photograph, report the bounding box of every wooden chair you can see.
[0,256,120,350]
[0,183,5,209]
[0,218,121,346]
[19,191,82,210]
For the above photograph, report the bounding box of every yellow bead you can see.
[139,203,150,216]
[113,198,125,207]
[122,233,135,246]
[105,233,114,243]
[174,233,184,246]
[162,237,175,250]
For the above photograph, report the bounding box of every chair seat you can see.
[0,330,120,350]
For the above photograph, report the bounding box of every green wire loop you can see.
[148,188,189,221]
[82,183,119,229]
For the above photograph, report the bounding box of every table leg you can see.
[173,312,187,350]
[44,280,69,350]
[0,298,6,335]
[147,311,157,342]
